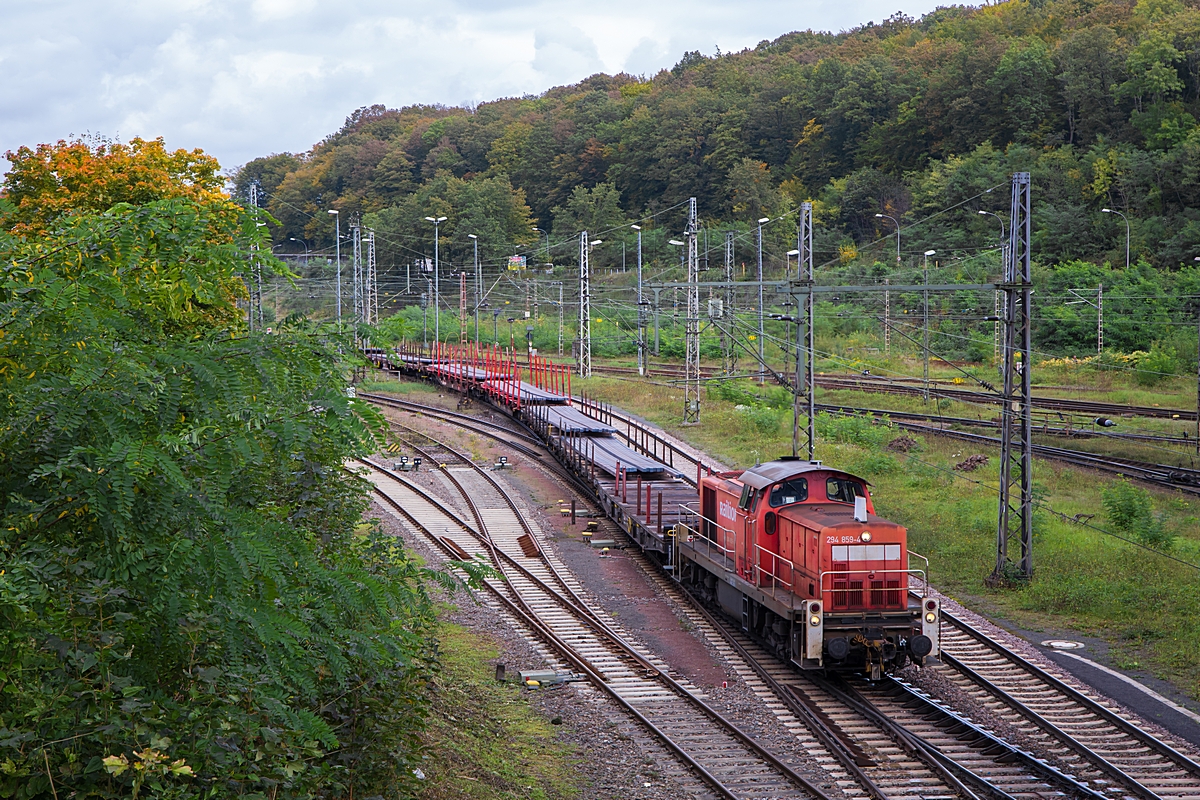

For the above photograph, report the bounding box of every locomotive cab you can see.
[682,457,936,679]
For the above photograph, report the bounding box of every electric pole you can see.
[578,231,592,377]
[795,201,815,459]
[633,224,646,376]
[351,220,362,325]
[723,231,735,375]
[365,228,378,324]
[684,198,701,424]
[990,172,1035,585]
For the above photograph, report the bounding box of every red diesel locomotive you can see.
[678,457,938,679]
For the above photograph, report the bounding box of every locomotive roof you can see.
[784,504,904,532]
[738,458,865,490]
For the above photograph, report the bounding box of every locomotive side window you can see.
[768,478,808,507]
[737,484,755,510]
[826,476,864,503]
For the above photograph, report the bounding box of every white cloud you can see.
[1,0,949,170]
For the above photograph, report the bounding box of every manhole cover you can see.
[1041,640,1085,650]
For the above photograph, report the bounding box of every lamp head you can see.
[590,239,603,246]
[787,249,800,256]
[875,213,885,218]
[977,210,987,216]
[668,239,684,246]
[328,209,338,215]
[924,249,936,256]
[630,224,641,230]
[758,217,770,224]
[467,234,477,240]
[1101,208,1112,213]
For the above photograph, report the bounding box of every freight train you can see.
[366,345,937,680]
[677,457,938,679]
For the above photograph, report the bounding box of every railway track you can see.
[359,443,833,800]
[555,396,1200,798]
[365,389,1200,800]
[601,520,1112,800]
[933,615,1200,800]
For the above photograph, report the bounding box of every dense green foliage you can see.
[240,0,1200,278]
[0,195,451,797]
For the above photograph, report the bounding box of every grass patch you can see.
[417,623,579,800]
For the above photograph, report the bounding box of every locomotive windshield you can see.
[826,476,864,503]
[768,478,808,507]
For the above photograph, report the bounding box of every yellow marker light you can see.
[809,615,821,626]
[860,531,872,542]
[925,612,937,624]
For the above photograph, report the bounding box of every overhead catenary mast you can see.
[578,231,592,377]
[683,197,701,424]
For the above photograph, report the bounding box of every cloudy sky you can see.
[2,0,946,172]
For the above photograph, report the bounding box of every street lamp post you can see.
[534,227,550,267]
[327,210,340,327]
[786,249,800,278]
[757,217,770,383]
[468,233,480,344]
[875,213,901,264]
[289,237,310,262]
[1102,208,1130,269]
[425,215,448,346]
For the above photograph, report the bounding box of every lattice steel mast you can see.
[578,231,592,377]
[683,198,701,424]
[990,172,1034,585]
[350,220,363,325]
[723,231,736,375]
[365,228,378,324]
[248,182,263,331]
[794,201,815,459]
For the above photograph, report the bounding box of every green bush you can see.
[815,411,891,447]
[1134,343,1178,386]
[1101,480,1175,550]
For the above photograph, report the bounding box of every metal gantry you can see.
[794,201,815,459]
[723,231,736,375]
[578,231,592,377]
[459,271,468,344]
[365,228,378,324]
[683,198,701,424]
[991,171,1035,585]
[350,220,363,326]
[248,182,264,331]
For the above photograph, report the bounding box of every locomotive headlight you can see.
[925,612,937,624]
[860,531,872,542]
[809,614,821,626]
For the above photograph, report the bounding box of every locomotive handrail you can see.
[818,567,929,608]
[906,550,930,590]
[752,542,796,603]
[676,503,735,569]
